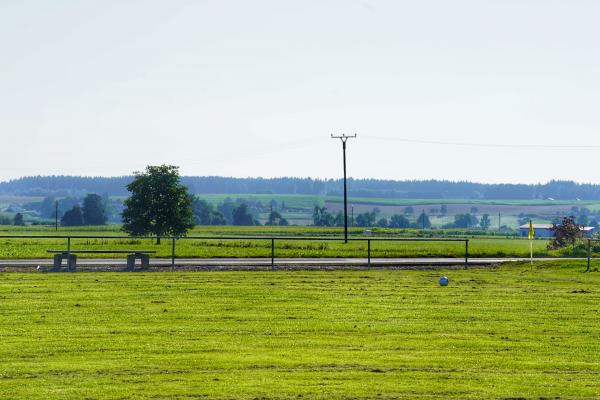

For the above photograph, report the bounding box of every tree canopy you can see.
[548,216,581,249]
[266,211,288,226]
[192,199,226,226]
[82,194,107,225]
[122,165,194,242]
[389,214,410,228]
[416,212,431,229]
[13,213,25,226]
[232,204,258,226]
[61,205,84,226]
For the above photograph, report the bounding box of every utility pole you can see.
[55,200,58,231]
[422,209,426,230]
[331,133,356,243]
[498,212,501,231]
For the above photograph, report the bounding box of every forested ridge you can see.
[1,175,600,200]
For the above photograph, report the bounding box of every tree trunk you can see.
[156,236,161,245]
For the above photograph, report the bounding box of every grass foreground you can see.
[1,261,600,399]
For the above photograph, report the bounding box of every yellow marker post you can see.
[528,220,535,266]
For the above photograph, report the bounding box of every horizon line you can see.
[2,174,600,187]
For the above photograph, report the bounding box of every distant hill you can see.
[1,176,600,200]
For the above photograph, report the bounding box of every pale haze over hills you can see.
[1,1,599,183]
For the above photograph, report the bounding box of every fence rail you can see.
[0,235,470,271]
[586,238,600,272]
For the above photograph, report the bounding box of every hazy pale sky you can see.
[1,0,599,183]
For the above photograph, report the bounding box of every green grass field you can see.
[1,261,599,399]
[0,236,555,259]
[0,225,594,259]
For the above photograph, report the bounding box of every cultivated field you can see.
[0,225,588,260]
[1,262,598,399]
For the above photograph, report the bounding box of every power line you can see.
[368,135,600,150]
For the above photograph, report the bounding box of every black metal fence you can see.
[586,238,600,272]
[0,235,470,270]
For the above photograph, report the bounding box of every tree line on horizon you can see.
[3,175,600,200]
[312,205,496,230]
[5,166,599,235]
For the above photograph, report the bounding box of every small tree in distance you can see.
[313,206,334,226]
[266,211,288,226]
[480,214,491,230]
[13,213,25,226]
[548,216,581,250]
[416,212,431,229]
[192,198,226,225]
[232,204,257,226]
[389,214,410,228]
[122,165,194,244]
[82,194,107,225]
[61,205,84,226]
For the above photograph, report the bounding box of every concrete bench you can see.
[46,250,156,271]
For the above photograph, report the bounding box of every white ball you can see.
[439,276,449,286]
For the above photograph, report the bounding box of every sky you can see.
[1,0,599,184]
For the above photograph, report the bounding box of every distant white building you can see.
[519,223,595,238]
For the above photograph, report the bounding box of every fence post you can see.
[271,238,275,271]
[67,237,71,272]
[171,237,175,271]
[367,239,371,269]
[464,240,469,269]
[587,239,591,272]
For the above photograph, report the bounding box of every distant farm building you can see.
[519,223,595,238]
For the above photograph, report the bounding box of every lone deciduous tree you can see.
[122,165,194,243]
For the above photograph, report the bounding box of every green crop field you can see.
[0,224,595,259]
[1,262,599,399]
[0,235,555,259]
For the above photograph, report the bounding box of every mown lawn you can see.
[1,262,599,399]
